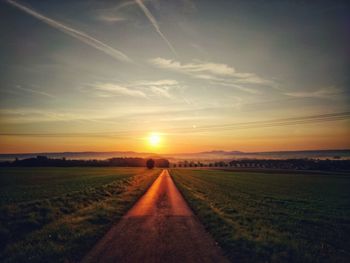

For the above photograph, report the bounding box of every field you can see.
[0,167,160,262]
[171,169,350,263]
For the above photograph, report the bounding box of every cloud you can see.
[0,107,127,125]
[149,57,274,93]
[112,0,139,12]
[285,87,342,99]
[94,0,139,24]
[133,79,181,99]
[135,0,177,56]
[151,57,235,76]
[90,79,181,99]
[95,14,127,23]
[133,79,179,86]
[151,58,235,76]
[94,83,147,98]
[197,76,258,94]
[149,86,172,99]
[15,85,56,98]
[0,108,90,123]
[7,0,131,63]
[150,58,269,83]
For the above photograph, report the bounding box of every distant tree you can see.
[146,159,155,169]
[154,159,170,168]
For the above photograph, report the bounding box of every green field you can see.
[0,167,160,262]
[171,169,350,263]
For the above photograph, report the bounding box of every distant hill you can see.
[197,150,244,155]
[0,149,349,162]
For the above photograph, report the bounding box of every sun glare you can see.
[149,133,161,147]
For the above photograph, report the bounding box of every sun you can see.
[149,133,161,147]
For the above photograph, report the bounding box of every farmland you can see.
[171,169,350,263]
[0,167,160,262]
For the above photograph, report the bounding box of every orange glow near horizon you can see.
[0,123,349,154]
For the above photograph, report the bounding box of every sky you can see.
[0,0,349,154]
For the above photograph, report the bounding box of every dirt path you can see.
[82,169,228,263]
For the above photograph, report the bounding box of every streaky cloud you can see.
[150,57,271,84]
[149,57,272,94]
[90,79,182,99]
[94,83,147,98]
[135,0,177,56]
[15,85,56,98]
[96,14,127,23]
[285,87,343,99]
[7,0,132,63]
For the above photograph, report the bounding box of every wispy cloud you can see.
[7,0,131,63]
[0,107,127,125]
[285,87,343,99]
[135,0,177,56]
[94,83,147,98]
[112,0,139,12]
[95,14,127,23]
[15,85,55,98]
[90,79,182,99]
[0,108,89,123]
[196,76,258,94]
[150,58,269,83]
[149,57,273,93]
[94,0,137,24]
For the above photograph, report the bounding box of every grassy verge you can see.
[171,169,350,263]
[0,167,160,262]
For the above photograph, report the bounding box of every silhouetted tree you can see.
[154,159,170,168]
[146,159,155,169]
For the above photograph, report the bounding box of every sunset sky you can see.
[0,0,349,154]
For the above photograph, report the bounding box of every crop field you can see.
[171,169,350,263]
[0,167,160,262]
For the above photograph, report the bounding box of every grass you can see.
[0,167,160,262]
[0,167,146,205]
[171,169,350,263]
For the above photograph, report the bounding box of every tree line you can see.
[0,156,170,168]
[173,159,350,171]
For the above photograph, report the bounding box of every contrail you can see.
[135,0,177,56]
[6,0,132,63]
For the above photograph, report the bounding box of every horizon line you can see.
[1,148,349,156]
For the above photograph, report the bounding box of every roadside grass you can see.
[0,167,160,262]
[0,167,144,205]
[171,169,350,263]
